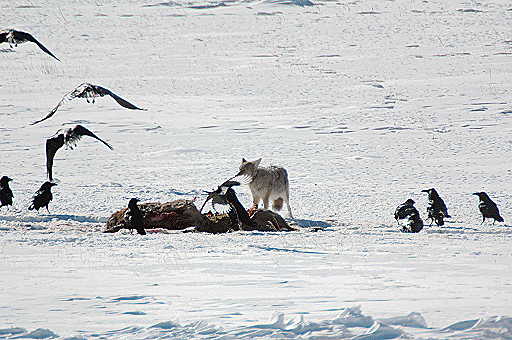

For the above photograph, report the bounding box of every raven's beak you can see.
[421,189,428,193]
[51,183,58,186]
[8,178,13,182]
[472,192,479,196]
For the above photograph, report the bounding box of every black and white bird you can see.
[46,125,113,181]
[29,182,57,213]
[0,176,14,209]
[31,83,146,125]
[200,180,256,230]
[126,198,146,235]
[421,188,450,226]
[473,192,504,224]
[0,29,60,61]
[394,199,423,233]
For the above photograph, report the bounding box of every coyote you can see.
[236,158,293,218]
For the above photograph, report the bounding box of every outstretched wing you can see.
[16,31,60,61]
[229,173,252,185]
[212,199,232,214]
[31,100,64,125]
[219,180,241,190]
[94,85,146,110]
[71,125,114,150]
[46,135,65,181]
[31,85,84,125]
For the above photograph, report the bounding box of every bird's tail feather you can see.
[497,216,504,222]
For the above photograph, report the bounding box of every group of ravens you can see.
[1,29,145,213]
[395,189,505,233]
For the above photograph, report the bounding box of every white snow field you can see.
[1,0,512,338]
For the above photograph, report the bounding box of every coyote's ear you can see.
[242,158,247,163]
[254,158,262,167]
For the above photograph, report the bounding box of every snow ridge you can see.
[2,307,512,339]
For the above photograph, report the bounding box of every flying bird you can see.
[46,125,113,181]
[126,198,146,235]
[31,83,146,125]
[473,192,504,224]
[421,188,450,226]
[0,176,14,209]
[0,29,60,61]
[394,198,423,233]
[201,180,256,230]
[29,182,57,213]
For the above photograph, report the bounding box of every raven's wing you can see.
[219,180,241,190]
[490,202,501,219]
[95,85,145,110]
[46,135,64,181]
[71,125,114,150]
[16,31,60,61]
[394,205,402,219]
[395,204,412,220]
[31,86,82,125]
[438,198,450,217]
[0,30,8,44]
[31,101,62,125]
[228,173,252,184]
[211,195,232,214]
[200,188,231,213]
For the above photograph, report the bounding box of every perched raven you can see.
[473,192,504,224]
[29,182,57,213]
[126,198,146,235]
[394,199,423,233]
[0,176,13,208]
[201,180,256,230]
[32,83,146,125]
[46,125,113,181]
[0,29,60,61]
[421,188,450,226]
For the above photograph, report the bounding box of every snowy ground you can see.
[1,0,512,338]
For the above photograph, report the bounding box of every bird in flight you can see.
[0,29,60,61]
[46,125,113,181]
[31,83,146,125]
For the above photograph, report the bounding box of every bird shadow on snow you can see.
[426,224,480,233]
[0,214,106,224]
[290,218,334,230]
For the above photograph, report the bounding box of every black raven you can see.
[0,29,60,61]
[201,180,256,230]
[421,188,450,226]
[0,176,13,209]
[46,125,113,181]
[126,198,146,235]
[32,83,146,125]
[473,192,504,224]
[394,199,423,233]
[29,182,57,213]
